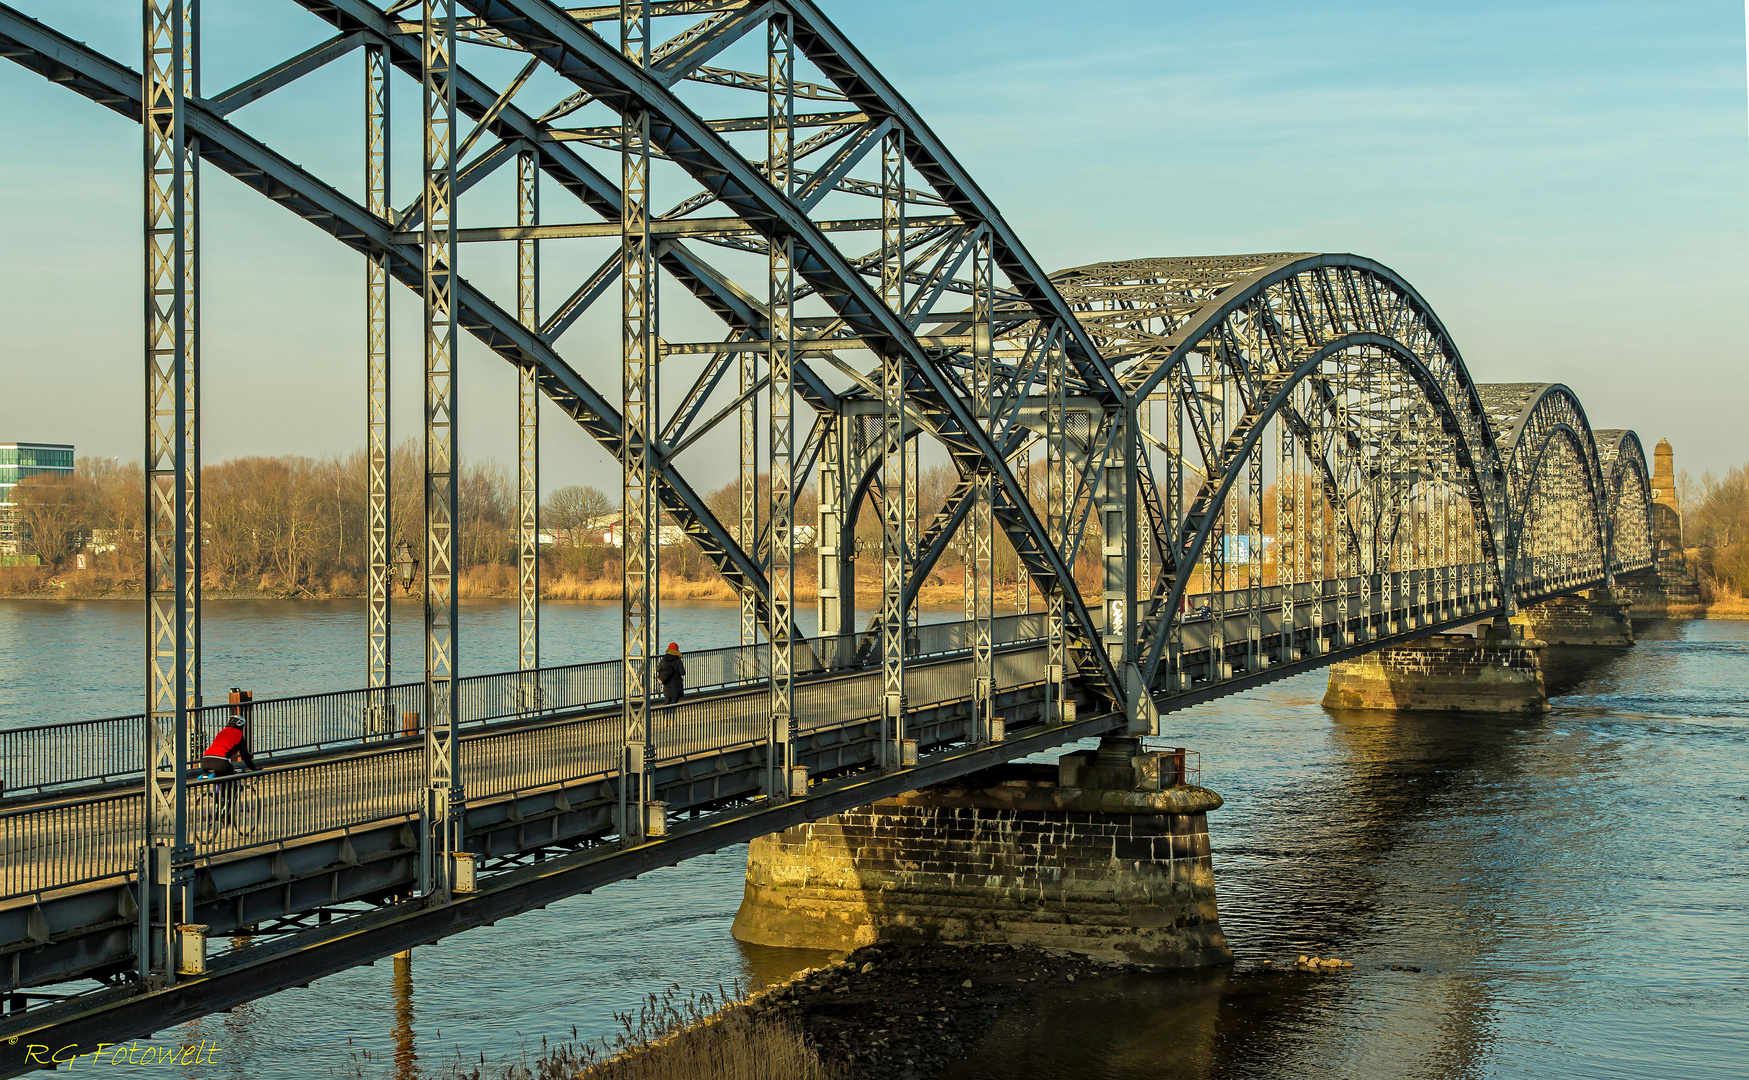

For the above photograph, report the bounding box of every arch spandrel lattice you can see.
[1052,254,1654,681]
[1475,383,1610,594]
[1594,429,1655,575]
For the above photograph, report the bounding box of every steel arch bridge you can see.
[0,1,1653,1063]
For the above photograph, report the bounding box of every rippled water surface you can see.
[4,603,1745,1078]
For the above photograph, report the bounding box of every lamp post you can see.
[394,539,419,596]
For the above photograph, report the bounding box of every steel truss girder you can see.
[460,0,1124,703]
[286,0,841,418]
[0,11,785,624]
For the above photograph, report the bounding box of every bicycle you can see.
[190,767,260,846]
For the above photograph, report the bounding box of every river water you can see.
[1,601,1744,1078]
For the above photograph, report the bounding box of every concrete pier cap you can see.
[730,738,1232,969]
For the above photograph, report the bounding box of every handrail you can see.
[0,613,1047,799]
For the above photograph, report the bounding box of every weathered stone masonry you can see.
[732,750,1231,969]
[1322,623,1549,713]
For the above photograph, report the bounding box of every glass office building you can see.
[0,442,75,556]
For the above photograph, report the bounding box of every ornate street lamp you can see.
[394,539,419,595]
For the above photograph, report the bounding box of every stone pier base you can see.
[1322,622,1548,713]
[730,742,1232,968]
[1513,590,1635,646]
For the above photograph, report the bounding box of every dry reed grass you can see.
[345,984,841,1080]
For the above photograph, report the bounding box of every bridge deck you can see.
[1,559,1632,1060]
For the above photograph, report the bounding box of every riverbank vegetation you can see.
[373,984,840,1080]
[1,446,1096,601]
[1681,465,1749,603]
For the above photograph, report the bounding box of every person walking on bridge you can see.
[657,642,686,705]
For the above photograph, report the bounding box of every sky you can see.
[0,0,1745,492]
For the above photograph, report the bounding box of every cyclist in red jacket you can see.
[201,716,257,777]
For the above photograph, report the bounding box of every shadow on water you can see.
[732,940,843,990]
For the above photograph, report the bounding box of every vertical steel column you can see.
[1016,442,1030,615]
[420,0,462,896]
[1101,400,1136,720]
[1208,360,1230,679]
[517,148,540,699]
[879,128,907,766]
[182,1,201,723]
[1277,419,1296,662]
[1045,337,1068,718]
[619,0,657,842]
[766,12,797,799]
[970,231,993,742]
[739,335,757,656]
[141,0,196,984]
[1165,384,1185,686]
[1246,410,1263,667]
[365,42,392,700]
[816,414,847,663]
[1138,398,1152,602]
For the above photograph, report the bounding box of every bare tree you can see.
[12,473,84,567]
[545,484,616,545]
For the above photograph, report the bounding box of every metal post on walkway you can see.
[420,0,462,897]
[141,0,198,985]
[766,11,797,799]
[517,147,541,707]
[619,0,657,843]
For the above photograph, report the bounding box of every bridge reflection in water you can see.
[0,0,1656,1068]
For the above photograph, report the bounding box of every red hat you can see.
[666,642,680,654]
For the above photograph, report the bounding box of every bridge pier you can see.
[1513,589,1635,647]
[1321,621,1549,713]
[730,740,1232,968]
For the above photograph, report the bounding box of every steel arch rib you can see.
[0,5,773,611]
[1479,382,1611,589]
[781,0,1122,402]
[464,0,1123,696]
[1138,332,1474,683]
[1068,254,1515,589]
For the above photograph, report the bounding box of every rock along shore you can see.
[738,942,1148,1080]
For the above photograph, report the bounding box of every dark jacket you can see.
[656,654,685,701]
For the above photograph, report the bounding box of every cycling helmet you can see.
[226,715,246,729]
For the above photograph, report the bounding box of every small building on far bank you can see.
[0,441,76,559]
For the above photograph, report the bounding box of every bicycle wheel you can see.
[231,776,260,840]
[191,784,220,846]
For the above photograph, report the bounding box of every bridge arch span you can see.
[1595,429,1655,577]
[1478,383,1610,596]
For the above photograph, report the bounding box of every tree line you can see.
[1681,466,1749,597]
[4,445,1103,597]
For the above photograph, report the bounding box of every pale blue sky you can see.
[0,1,1744,490]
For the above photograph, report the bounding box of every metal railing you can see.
[0,637,1055,903]
[0,613,1048,799]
